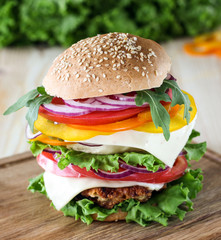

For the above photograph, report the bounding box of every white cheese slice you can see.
[44,171,164,211]
[71,115,197,168]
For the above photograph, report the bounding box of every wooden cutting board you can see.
[0,150,221,240]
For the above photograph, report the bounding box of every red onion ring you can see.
[92,169,133,179]
[77,142,103,147]
[96,96,146,107]
[111,94,136,102]
[44,148,62,155]
[42,103,91,116]
[26,124,42,140]
[119,160,169,174]
[166,73,177,81]
[64,99,127,111]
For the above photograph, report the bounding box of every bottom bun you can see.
[91,209,128,222]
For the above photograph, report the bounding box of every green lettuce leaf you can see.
[184,129,207,166]
[27,173,46,195]
[28,168,203,226]
[29,141,165,172]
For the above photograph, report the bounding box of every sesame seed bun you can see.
[43,33,171,100]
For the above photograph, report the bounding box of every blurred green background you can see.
[1,0,221,47]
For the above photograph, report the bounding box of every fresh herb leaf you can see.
[3,89,39,115]
[4,86,53,132]
[157,80,191,124]
[135,90,171,140]
[26,94,53,131]
[135,79,192,141]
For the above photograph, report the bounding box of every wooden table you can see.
[1,39,220,159]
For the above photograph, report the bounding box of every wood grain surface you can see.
[1,38,221,159]
[0,150,221,240]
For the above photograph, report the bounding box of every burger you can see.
[4,33,206,226]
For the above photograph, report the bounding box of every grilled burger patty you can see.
[81,185,166,209]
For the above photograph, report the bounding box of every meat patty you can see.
[81,185,158,209]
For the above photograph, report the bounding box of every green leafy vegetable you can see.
[4,86,53,131]
[27,173,46,195]
[28,168,203,226]
[156,80,191,124]
[29,141,166,173]
[136,90,171,140]
[1,1,221,47]
[184,129,207,165]
[135,80,191,140]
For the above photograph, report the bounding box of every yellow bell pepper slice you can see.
[135,91,197,133]
[34,115,112,141]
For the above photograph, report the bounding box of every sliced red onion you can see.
[77,142,103,147]
[96,96,146,107]
[44,148,62,155]
[166,73,177,81]
[179,151,187,156]
[26,124,42,140]
[92,169,133,179]
[111,94,136,102]
[64,99,126,111]
[42,103,91,116]
[119,160,169,173]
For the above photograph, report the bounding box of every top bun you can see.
[43,33,171,99]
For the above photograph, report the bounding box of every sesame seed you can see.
[142,72,145,76]
[105,64,110,67]
[96,77,99,82]
[96,64,101,67]
[98,89,103,92]
[83,78,87,82]
[92,74,96,79]
[104,57,108,60]
[86,74,90,78]
[103,73,106,78]
[116,75,120,79]
[76,74,80,78]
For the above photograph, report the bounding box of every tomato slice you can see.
[38,106,147,125]
[37,151,187,184]
[67,104,180,132]
[37,151,83,178]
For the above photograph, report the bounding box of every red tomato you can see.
[37,151,187,184]
[38,106,147,125]
[37,151,84,178]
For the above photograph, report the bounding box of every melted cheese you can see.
[44,171,164,210]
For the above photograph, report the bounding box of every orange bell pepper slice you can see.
[68,104,180,132]
[30,134,74,145]
[184,30,221,57]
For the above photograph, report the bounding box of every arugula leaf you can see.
[157,80,191,124]
[29,141,166,173]
[135,90,171,140]
[26,94,53,131]
[135,79,192,141]
[3,89,39,115]
[4,86,53,132]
